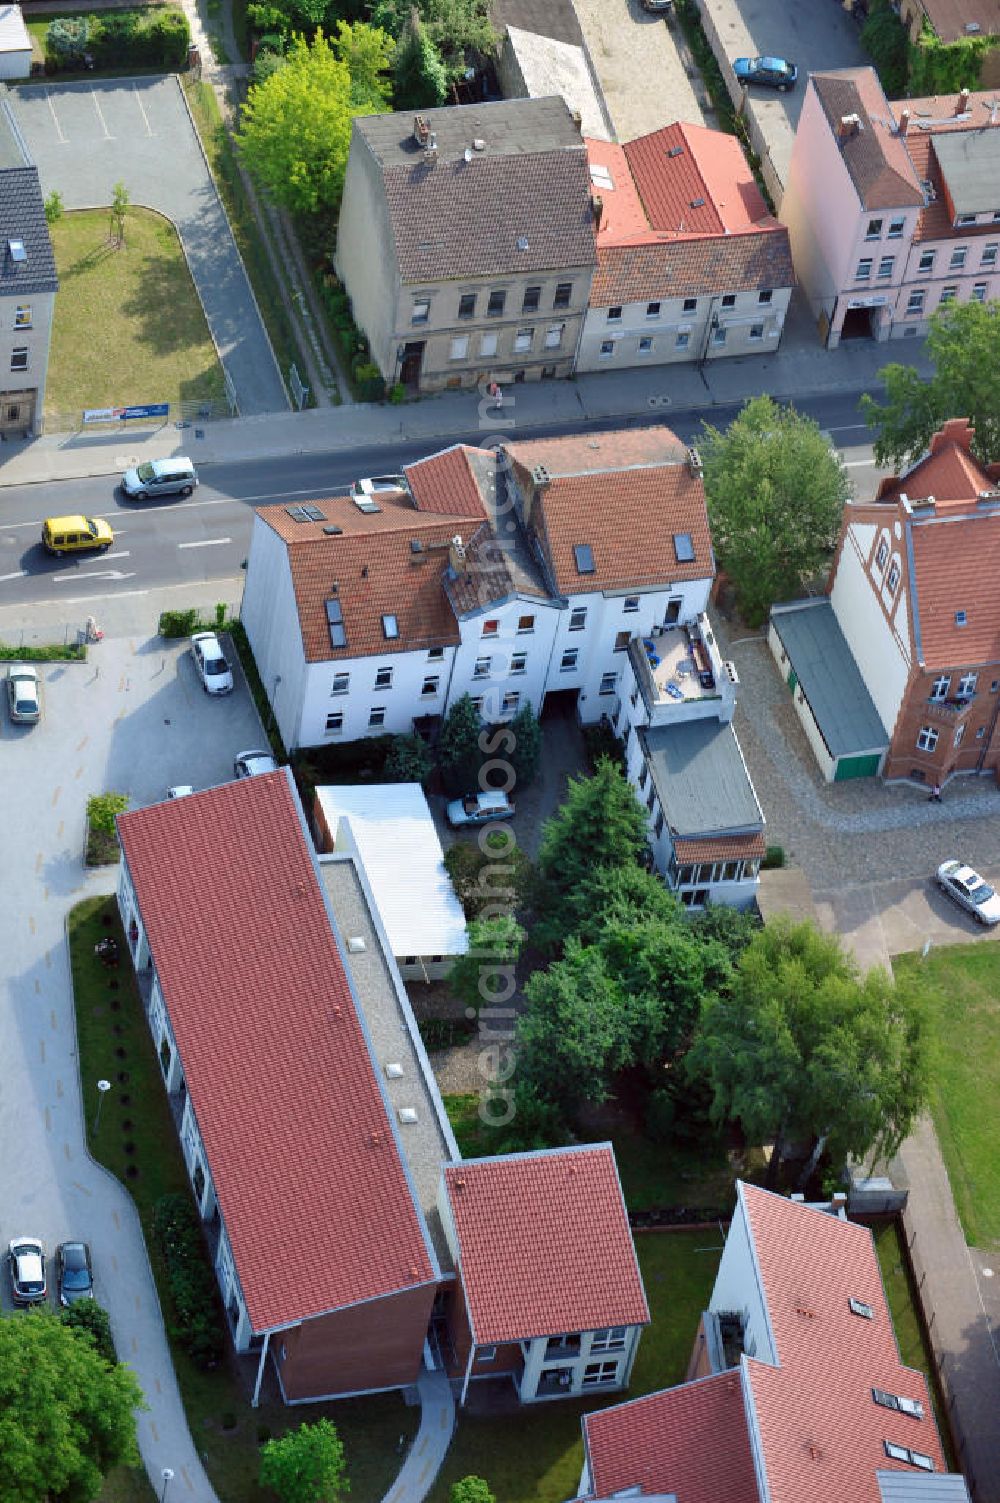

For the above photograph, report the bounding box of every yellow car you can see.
[42,515,115,555]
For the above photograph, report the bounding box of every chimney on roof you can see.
[898,108,910,136]
[571,108,583,134]
[426,131,438,159]
[413,114,430,145]
[449,535,467,574]
[592,194,604,231]
[957,87,971,115]
[687,446,703,478]
[532,464,551,491]
[839,113,861,139]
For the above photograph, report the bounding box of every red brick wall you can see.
[442,1281,522,1381]
[885,665,1000,782]
[278,1281,438,1400]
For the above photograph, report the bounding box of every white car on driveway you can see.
[190,632,233,696]
[8,1237,46,1304]
[936,859,1000,925]
[234,749,278,779]
[6,664,40,723]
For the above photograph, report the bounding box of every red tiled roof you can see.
[505,427,713,596]
[741,1184,945,1503]
[117,773,435,1332]
[255,493,484,662]
[812,71,924,210]
[444,1146,649,1346]
[584,1371,759,1503]
[673,832,767,863]
[404,445,491,517]
[625,123,770,236]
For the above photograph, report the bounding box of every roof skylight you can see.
[673,532,695,563]
[849,1296,874,1319]
[326,598,346,649]
[382,614,400,640]
[574,543,595,575]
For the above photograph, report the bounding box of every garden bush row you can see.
[44,9,190,73]
[153,1194,225,1368]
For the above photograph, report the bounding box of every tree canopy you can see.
[259,1417,348,1503]
[371,0,495,82]
[237,29,382,214]
[520,940,631,1109]
[451,1479,497,1503]
[393,12,448,108]
[686,918,928,1182]
[701,395,852,625]
[861,299,1000,467]
[0,1307,145,1503]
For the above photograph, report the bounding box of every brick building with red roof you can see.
[574,1181,970,1503]
[770,418,1000,785]
[783,69,1000,347]
[115,771,652,1407]
[579,123,794,371]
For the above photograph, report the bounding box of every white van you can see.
[121,456,198,501]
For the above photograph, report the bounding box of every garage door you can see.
[834,753,881,781]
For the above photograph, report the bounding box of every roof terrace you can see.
[629,616,737,725]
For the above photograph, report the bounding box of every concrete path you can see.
[8,76,288,417]
[382,1367,455,1503]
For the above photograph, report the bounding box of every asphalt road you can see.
[0,391,883,607]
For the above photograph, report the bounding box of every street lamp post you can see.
[93,1078,111,1135]
[160,1467,175,1502]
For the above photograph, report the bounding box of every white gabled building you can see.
[241,425,764,908]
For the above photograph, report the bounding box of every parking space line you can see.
[91,88,113,140]
[45,89,67,143]
[131,82,154,136]
[177,536,232,548]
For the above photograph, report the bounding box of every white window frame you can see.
[411,299,430,324]
[599,672,618,695]
[958,672,978,697]
[560,648,579,672]
[10,347,27,371]
[544,323,565,349]
[421,676,440,696]
[368,706,386,728]
[331,672,350,695]
[568,607,587,630]
[930,675,950,701]
[856,259,873,281]
[480,332,499,358]
[473,657,491,679]
[916,725,938,752]
[325,711,344,735]
[374,666,393,690]
[449,335,469,361]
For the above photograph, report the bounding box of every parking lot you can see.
[0,628,264,1492]
[9,77,287,417]
[573,0,709,138]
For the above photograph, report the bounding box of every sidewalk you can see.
[382,1368,455,1503]
[0,321,931,486]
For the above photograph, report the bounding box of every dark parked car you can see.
[57,1241,94,1306]
[733,55,798,91]
[640,0,673,12]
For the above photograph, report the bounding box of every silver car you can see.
[190,632,234,696]
[9,1237,46,1304]
[234,749,278,779]
[6,664,40,723]
[936,859,1000,925]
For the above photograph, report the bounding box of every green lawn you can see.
[70,897,418,1503]
[46,207,225,421]
[895,943,1000,1246]
[427,1228,725,1503]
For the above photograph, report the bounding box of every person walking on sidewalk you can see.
[928,781,942,803]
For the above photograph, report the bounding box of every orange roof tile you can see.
[255,494,484,662]
[584,1371,759,1503]
[625,122,770,235]
[741,1184,945,1503]
[504,427,713,596]
[404,445,492,517]
[673,832,767,863]
[444,1146,649,1346]
[117,773,435,1333]
[813,71,924,210]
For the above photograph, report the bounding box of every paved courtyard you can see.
[573,0,708,139]
[9,77,287,417]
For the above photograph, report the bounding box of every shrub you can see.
[61,1301,116,1366]
[353,361,385,401]
[861,0,910,94]
[139,9,191,67]
[44,190,64,225]
[383,732,432,785]
[46,16,90,64]
[443,842,532,920]
[158,607,204,639]
[389,382,406,404]
[0,641,83,662]
[152,1195,225,1368]
[762,845,785,870]
[87,792,129,835]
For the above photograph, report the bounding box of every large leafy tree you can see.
[438,692,486,794]
[599,918,728,1069]
[686,919,928,1185]
[534,758,648,948]
[371,0,495,81]
[237,30,375,214]
[332,18,394,110]
[862,299,1000,467]
[259,1418,348,1503]
[519,942,631,1111]
[448,913,525,1011]
[393,12,448,108]
[701,395,851,625]
[0,1308,145,1503]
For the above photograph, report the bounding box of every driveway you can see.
[0,627,266,1500]
[9,77,288,417]
[573,0,709,139]
[700,0,868,190]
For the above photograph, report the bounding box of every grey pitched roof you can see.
[811,71,924,211]
[640,719,763,839]
[770,598,888,758]
[355,98,595,282]
[491,0,583,47]
[0,167,57,296]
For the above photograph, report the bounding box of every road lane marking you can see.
[53,568,136,582]
[844,459,876,468]
[827,423,870,433]
[132,83,154,135]
[45,89,67,143]
[91,88,112,139]
[0,569,28,582]
[177,536,232,548]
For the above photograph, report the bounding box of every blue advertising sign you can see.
[82,403,170,424]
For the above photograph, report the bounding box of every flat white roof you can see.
[315,783,468,960]
[0,7,30,51]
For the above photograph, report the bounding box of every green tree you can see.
[862,299,1000,467]
[599,917,724,1068]
[861,0,909,95]
[110,180,129,247]
[392,13,448,107]
[451,1479,496,1503]
[373,0,496,80]
[383,731,432,785]
[686,919,927,1186]
[507,701,542,788]
[332,18,395,109]
[519,941,630,1110]
[237,30,372,215]
[259,1417,348,1503]
[534,758,648,948]
[560,862,680,945]
[0,1308,145,1503]
[438,692,484,793]
[448,912,525,1011]
[61,1300,117,1367]
[701,395,851,625]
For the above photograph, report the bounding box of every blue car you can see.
[733,55,797,91]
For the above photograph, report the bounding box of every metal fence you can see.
[40,397,237,437]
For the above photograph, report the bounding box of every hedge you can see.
[152,1194,225,1368]
[44,8,190,73]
